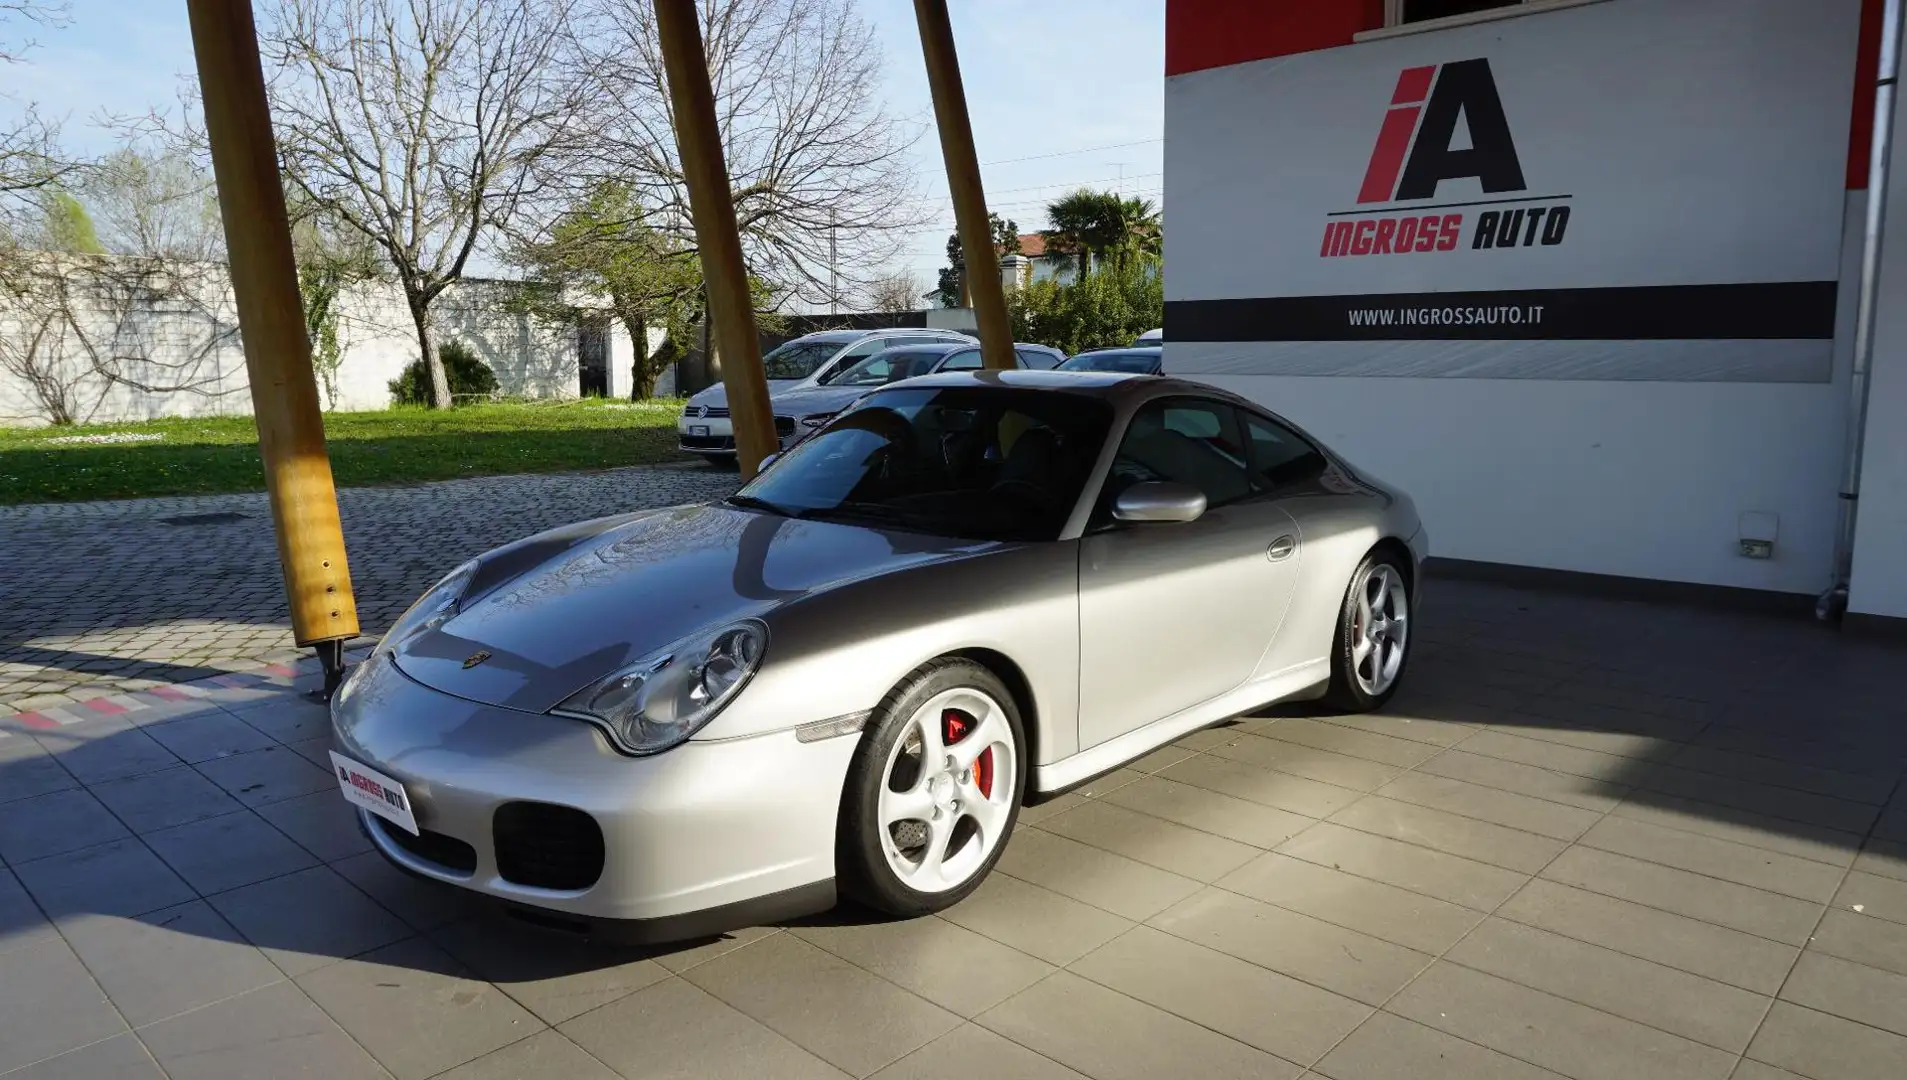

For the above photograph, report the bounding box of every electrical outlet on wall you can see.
[1738,511,1779,560]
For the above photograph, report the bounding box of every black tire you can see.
[838,658,1026,917]
[1324,548,1414,713]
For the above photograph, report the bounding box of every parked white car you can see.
[679,328,975,461]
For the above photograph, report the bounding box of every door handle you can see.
[1267,534,1297,561]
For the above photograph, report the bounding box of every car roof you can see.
[940,341,1062,351]
[878,368,1195,397]
[865,342,965,358]
[789,327,964,345]
[864,328,969,339]
[1072,345,1162,356]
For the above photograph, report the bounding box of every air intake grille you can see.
[494,802,606,891]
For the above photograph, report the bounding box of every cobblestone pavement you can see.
[0,464,740,710]
[0,580,1904,1079]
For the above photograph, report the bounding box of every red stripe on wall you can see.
[1357,106,1424,203]
[1849,0,1885,188]
[1166,0,1385,77]
[1391,65,1437,105]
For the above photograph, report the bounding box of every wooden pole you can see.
[653,0,777,477]
[914,0,1014,370]
[186,0,359,676]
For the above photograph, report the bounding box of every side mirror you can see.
[1112,481,1207,524]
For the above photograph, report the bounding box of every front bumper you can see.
[677,415,805,455]
[678,413,735,455]
[330,652,856,935]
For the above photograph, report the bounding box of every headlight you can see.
[374,559,478,657]
[552,620,767,755]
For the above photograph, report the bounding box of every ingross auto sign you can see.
[1164,0,1861,381]
[1321,58,1571,260]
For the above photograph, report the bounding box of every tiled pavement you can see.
[0,464,741,709]
[2,579,1906,1079]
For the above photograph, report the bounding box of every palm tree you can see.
[1043,190,1161,279]
[1042,189,1103,282]
[1120,197,1162,265]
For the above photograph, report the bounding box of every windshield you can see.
[832,350,942,388]
[730,386,1112,542]
[1060,350,1159,374]
[813,338,896,385]
[762,340,850,380]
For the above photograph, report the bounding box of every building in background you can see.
[1164,0,1907,627]
[0,265,652,423]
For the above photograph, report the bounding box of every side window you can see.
[1242,412,1329,492]
[1103,398,1254,513]
[939,349,983,371]
[818,339,888,383]
[1015,348,1056,370]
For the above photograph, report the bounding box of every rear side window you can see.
[1103,398,1254,511]
[939,349,983,371]
[1016,348,1060,370]
[1242,412,1329,492]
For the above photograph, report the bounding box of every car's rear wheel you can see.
[1325,550,1413,712]
[839,659,1024,917]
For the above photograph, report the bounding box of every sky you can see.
[0,0,1165,301]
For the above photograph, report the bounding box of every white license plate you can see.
[690,424,710,436]
[329,751,419,836]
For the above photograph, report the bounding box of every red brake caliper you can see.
[943,709,994,799]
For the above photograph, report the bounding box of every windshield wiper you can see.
[725,494,790,517]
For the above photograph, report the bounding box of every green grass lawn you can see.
[0,399,698,505]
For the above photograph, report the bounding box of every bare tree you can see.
[81,144,224,262]
[577,0,921,309]
[862,270,922,314]
[0,2,77,237]
[258,0,586,408]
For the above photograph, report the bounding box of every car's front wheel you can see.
[1325,549,1413,712]
[839,659,1024,917]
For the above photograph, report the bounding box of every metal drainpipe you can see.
[1821,0,1906,621]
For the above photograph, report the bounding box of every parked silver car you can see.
[331,371,1426,943]
[774,341,1066,446]
[678,328,975,461]
[1059,345,1163,375]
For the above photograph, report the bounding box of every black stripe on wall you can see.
[1166,282,1839,342]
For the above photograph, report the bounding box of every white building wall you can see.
[1166,0,1867,597]
[1195,200,1864,597]
[0,266,586,424]
[1848,100,1907,620]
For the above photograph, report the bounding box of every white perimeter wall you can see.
[1184,199,1864,597]
[322,280,586,413]
[0,266,602,425]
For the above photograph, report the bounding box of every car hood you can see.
[690,380,804,408]
[390,502,994,713]
[769,385,869,418]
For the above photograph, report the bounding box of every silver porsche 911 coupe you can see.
[329,370,1426,943]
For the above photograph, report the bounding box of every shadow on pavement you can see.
[1,574,1903,992]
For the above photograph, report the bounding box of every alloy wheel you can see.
[1350,563,1410,697]
[876,687,1017,893]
